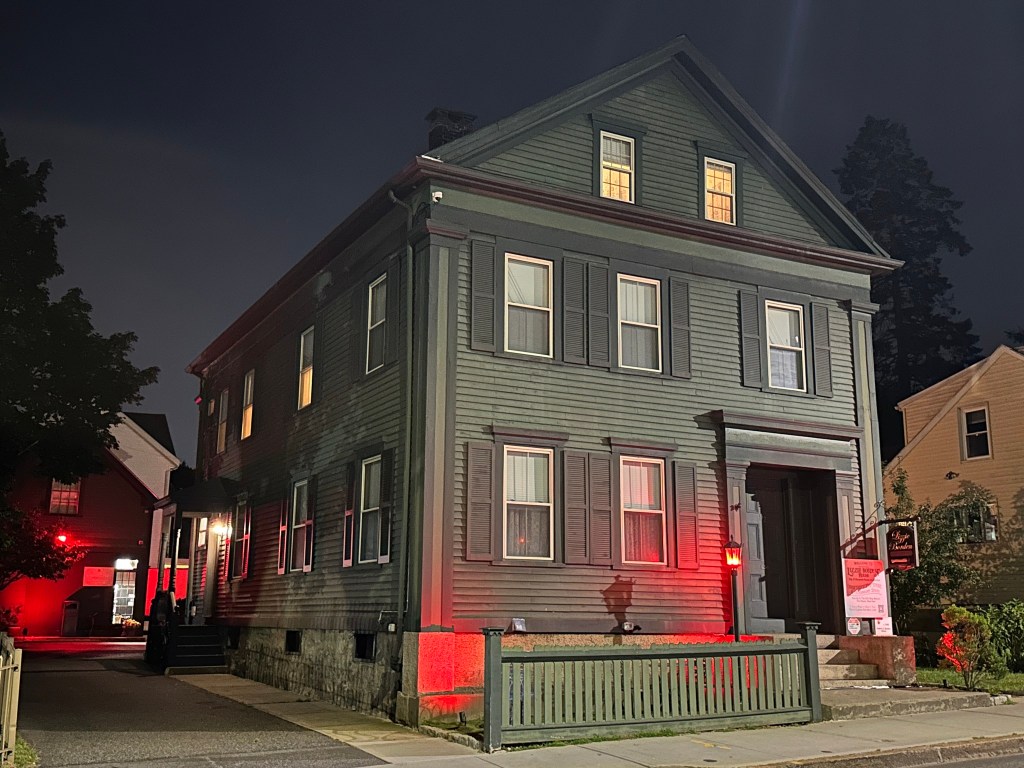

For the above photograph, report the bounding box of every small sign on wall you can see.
[82,567,115,587]
[843,558,888,618]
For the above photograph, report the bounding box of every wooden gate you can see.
[483,623,821,751]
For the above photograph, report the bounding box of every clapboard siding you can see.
[476,72,835,248]
[452,234,857,629]
[900,365,979,442]
[199,215,408,630]
[893,352,1024,604]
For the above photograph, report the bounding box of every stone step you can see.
[818,663,880,680]
[820,678,891,689]
[816,633,839,648]
[818,648,861,664]
[821,687,994,721]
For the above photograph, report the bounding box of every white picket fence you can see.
[0,634,21,766]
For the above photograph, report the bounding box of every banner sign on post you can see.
[843,558,888,618]
[886,523,919,571]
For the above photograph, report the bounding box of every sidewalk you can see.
[178,674,1024,768]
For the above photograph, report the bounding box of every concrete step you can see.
[815,633,839,648]
[165,665,229,676]
[820,678,891,689]
[818,663,880,680]
[821,687,994,721]
[818,648,861,664]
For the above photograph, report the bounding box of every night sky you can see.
[3,2,1021,463]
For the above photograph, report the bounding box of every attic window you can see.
[704,158,736,225]
[962,407,991,459]
[600,132,635,203]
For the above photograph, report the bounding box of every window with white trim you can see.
[366,274,387,373]
[962,407,991,459]
[704,158,736,225]
[618,275,661,372]
[956,502,999,543]
[290,480,310,571]
[49,480,81,515]
[600,132,635,203]
[504,254,552,357]
[503,446,553,560]
[229,500,251,579]
[620,457,666,565]
[241,369,254,440]
[297,326,314,409]
[765,301,806,391]
[216,388,229,453]
[358,456,382,564]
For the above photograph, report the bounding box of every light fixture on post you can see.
[724,538,742,643]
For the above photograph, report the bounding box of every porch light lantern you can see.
[724,538,742,643]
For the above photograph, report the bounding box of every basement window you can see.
[285,629,302,654]
[354,632,376,661]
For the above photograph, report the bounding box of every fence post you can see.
[482,628,505,753]
[800,622,822,722]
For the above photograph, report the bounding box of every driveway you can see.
[18,642,383,768]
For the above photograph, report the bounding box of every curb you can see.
[741,734,1024,768]
[418,724,483,752]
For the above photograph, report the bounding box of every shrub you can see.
[936,605,1006,690]
[0,605,20,632]
[985,600,1024,672]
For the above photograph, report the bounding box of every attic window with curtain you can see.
[297,326,314,409]
[49,480,81,515]
[600,132,635,203]
[704,158,736,225]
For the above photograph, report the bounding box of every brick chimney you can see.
[425,108,477,150]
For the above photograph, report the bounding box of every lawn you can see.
[916,666,1024,694]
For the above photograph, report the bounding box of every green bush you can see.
[985,600,1024,673]
[936,605,1007,690]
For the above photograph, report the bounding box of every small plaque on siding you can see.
[82,567,115,587]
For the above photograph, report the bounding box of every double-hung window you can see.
[358,456,382,564]
[216,388,229,453]
[704,158,736,225]
[297,327,314,409]
[620,457,666,565]
[618,275,661,372]
[766,301,806,391]
[503,446,553,560]
[505,254,552,357]
[49,480,81,515]
[962,407,991,459]
[290,480,310,571]
[240,370,254,440]
[600,132,635,203]
[366,274,387,373]
[229,500,251,579]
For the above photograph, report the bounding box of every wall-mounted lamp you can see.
[724,538,742,643]
[620,621,642,634]
[510,617,527,633]
[210,520,232,537]
[945,471,960,480]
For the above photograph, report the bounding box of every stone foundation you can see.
[836,634,916,686]
[227,626,401,718]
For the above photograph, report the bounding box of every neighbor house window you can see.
[620,457,666,565]
[230,500,251,579]
[600,132,635,203]
[366,274,387,373]
[297,326,314,409]
[704,158,736,225]
[618,275,661,372]
[962,407,991,459]
[49,480,81,515]
[290,480,310,571]
[505,254,552,357]
[957,502,999,544]
[216,388,229,453]
[240,369,254,440]
[766,301,806,391]
[358,456,382,564]
[503,446,553,560]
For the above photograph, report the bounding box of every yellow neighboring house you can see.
[887,344,1024,604]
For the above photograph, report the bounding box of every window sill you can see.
[491,559,564,568]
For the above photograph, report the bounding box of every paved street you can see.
[18,642,383,768]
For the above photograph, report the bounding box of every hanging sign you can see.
[843,558,888,618]
[886,523,919,571]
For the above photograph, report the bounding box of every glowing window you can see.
[601,132,634,203]
[49,480,81,515]
[503,446,553,560]
[241,369,254,440]
[704,158,736,225]
[620,457,666,565]
[297,326,314,409]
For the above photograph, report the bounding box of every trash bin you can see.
[61,600,79,636]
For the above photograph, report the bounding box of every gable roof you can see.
[889,345,1024,468]
[123,412,176,455]
[432,35,888,260]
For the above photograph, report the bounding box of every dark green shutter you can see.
[470,241,496,352]
[587,263,611,367]
[674,462,699,568]
[739,290,763,388]
[563,260,588,364]
[466,441,495,561]
[669,277,692,378]
[378,450,394,563]
[563,451,590,564]
[589,454,613,565]
[812,302,833,397]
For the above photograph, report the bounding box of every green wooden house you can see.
[175,36,898,724]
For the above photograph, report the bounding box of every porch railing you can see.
[483,623,822,751]
[0,634,22,766]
